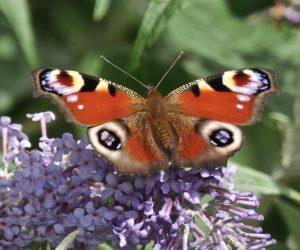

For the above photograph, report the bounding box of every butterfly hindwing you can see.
[87,114,169,175]
[166,68,278,125]
[168,113,243,168]
[32,68,143,127]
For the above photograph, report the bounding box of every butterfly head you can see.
[145,86,161,96]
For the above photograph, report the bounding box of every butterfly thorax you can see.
[146,89,177,155]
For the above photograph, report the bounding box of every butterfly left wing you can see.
[166,68,278,125]
[32,68,143,127]
[32,68,172,174]
[87,114,170,175]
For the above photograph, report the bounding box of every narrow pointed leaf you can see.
[93,0,111,21]
[54,230,79,250]
[0,0,38,67]
[127,0,182,71]
[98,242,114,250]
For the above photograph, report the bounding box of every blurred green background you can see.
[1,0,300,249]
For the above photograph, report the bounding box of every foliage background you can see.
[0,0,300,249]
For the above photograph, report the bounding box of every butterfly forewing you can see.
[32,68,143,127]
[166,68,278,125]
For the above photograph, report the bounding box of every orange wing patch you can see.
[124,134,158,164]
[168,114,207,166]
[177,132,206,161]
[177,90,254,124]
[61,90,136,126]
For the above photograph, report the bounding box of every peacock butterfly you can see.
[31,63,278,175]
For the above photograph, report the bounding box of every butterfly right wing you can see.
[165,68,277,168]
[168,113,243,168]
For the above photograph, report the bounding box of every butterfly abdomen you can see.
[150,118,177,154]
[146,90,177,155]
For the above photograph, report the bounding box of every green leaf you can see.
[233,165,300,204]
[276,199,300,248]
[0,0,38,67]
[166,0,300,70]
[54,230,79,250]
[93,0,111,22]
[98,242,114,250]
[127,0,182,71]
[167,0,247,68]
[137,241,155,250]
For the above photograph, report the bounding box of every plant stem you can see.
[40,116,48,138]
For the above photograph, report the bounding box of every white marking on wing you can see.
[57,86,77,95]
[49,75,57,83]
[232,86,256,95]
[236,104,244,110]
[249,82,261,89]
[66,94,78,103]
[52,83,61,89]
[236,94,251,102]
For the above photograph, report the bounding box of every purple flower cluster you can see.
[0,113,276,249]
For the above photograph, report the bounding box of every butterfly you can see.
[32,66,278,175]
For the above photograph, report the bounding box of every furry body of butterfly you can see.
[144,89,177,152]
[32,68,278,175]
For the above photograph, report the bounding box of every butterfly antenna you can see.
[100,55,149,90]
[155,51,184,90]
